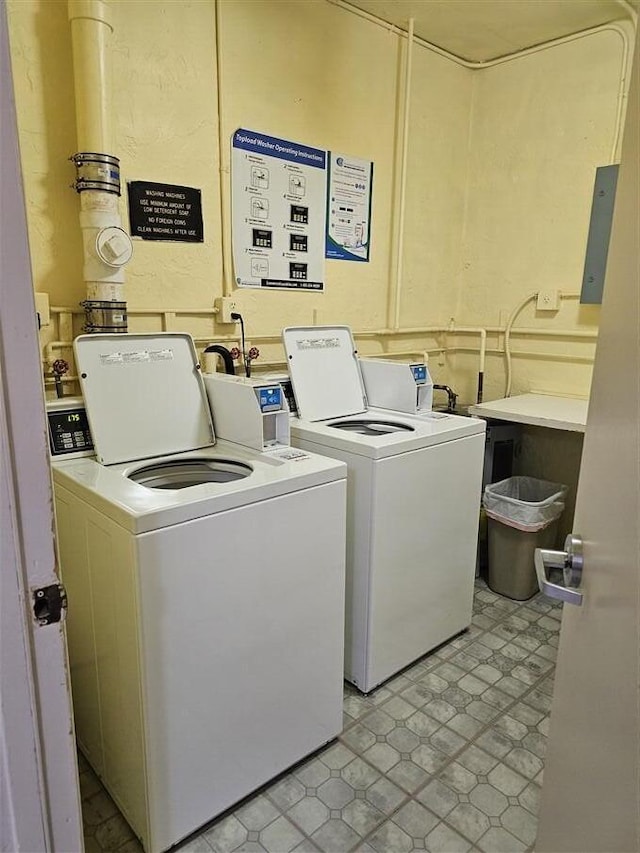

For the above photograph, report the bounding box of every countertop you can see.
[468,393,588,432]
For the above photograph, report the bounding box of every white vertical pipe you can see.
[448,323,487,373]
[608,20,635,162]
[392,18,414,331]
[68,0,112,152]
[214,0,233,297]
[68,0,127,304]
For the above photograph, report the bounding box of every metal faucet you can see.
[433,384,458,412]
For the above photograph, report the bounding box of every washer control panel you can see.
[255,385,283,413]
[46,398,94,458]
[410,363,428,384]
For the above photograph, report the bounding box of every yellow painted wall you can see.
[452,25,631,405]
[5,0,633,403]
[216,0,415,332]
[112,1,222,311]
[6,1,81,308]
[463,29,626,325]
[401,49,472,327]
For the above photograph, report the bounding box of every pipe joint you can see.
[79,223,132,284]
[81,299,127,333]
[71,152,120,194]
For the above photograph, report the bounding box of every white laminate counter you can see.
[468,393,588,433]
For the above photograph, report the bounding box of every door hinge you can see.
[33,583,68,626]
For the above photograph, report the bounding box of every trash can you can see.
[483,476,568,600]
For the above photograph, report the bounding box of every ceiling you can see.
[344,0,637,62]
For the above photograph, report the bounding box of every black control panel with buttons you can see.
[47,406,94,456]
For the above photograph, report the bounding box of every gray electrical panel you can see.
[580,164,619,305]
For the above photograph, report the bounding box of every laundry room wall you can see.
[451,23,631,535]
[450,23,632,406]
[5,2,80,309]
[4,0,634,403]
[6,0,225,362]
[398,46,473,329]
[6,0,473,392]
[110,1,223,312]
[213,0,471,335]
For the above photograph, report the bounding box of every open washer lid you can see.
[282,326,367,421]
[74,333,215,465]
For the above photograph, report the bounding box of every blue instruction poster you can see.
[232,128,327,291]
[325,153,373,262]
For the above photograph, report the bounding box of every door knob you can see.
[534,534,584,606]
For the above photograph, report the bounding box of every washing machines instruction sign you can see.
[232,129,326,291]
[127,181,203,242]
[326,153,373,262]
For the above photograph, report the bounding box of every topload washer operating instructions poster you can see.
[232,128,327,291]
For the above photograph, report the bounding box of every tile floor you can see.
[81,579,561,853]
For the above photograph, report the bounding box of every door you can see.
[0,2,83,850]
[535,26,640,853]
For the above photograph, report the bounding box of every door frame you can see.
[0,1,83,849]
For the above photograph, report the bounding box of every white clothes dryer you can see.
[283,326,485,694]
[51,333,347,853]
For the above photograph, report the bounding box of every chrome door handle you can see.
[534,534,584,606]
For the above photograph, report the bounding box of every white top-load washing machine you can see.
[282,326,486,694]
[49,333,347,853]
[359,357,435,415]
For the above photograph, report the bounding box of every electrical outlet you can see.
[536,290,560,311]
[214,296,239,323]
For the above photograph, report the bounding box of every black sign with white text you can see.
[127,181,203,242]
